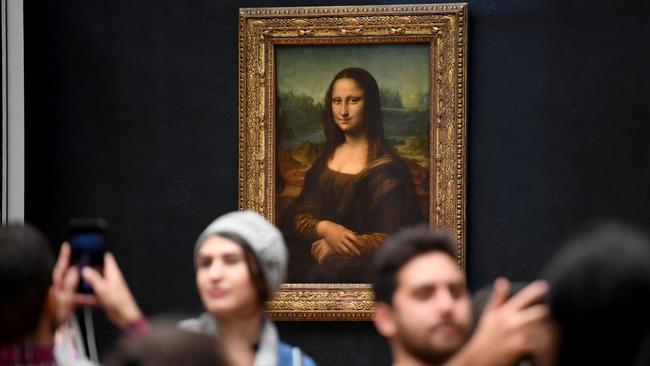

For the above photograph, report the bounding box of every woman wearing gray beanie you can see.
[179,211,316,366]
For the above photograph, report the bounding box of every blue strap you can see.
[278,342,317,366]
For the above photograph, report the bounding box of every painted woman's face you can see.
[331,78,365,135]
[196,236,259,317]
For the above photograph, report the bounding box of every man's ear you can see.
[373,302,397,338]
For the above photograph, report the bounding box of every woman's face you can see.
[331,77,365,135]
[196,236,260,317]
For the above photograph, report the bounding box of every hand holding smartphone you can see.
[68,218,107,294]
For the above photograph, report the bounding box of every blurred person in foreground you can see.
[0,223,144,365]
[372,226,556,366]
[541,222,650,366]
[105,321,227,366]
[180,211,316,366]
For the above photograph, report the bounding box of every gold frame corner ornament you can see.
[238,3,468,321]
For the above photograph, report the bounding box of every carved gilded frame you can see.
[239,3,468,320]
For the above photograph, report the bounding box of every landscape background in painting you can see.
[275,44,431,274]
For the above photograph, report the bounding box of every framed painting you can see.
[239,3,468,320]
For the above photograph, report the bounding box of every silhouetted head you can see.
[106,321,227,366]
[0,223,54,345]
[542,222,650,366]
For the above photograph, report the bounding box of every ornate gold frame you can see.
[239,3,468,320]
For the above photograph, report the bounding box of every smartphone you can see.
[68,218,107,294]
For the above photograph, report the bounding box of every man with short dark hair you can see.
[372,226,552,366]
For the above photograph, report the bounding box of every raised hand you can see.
[446,278,555,366]
[81,253,143,328]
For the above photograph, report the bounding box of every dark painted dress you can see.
[283,152,423,282]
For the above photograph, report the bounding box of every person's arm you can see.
[288,161,325,242]
[292,212,321,241]
[51,243,76,325]
[354,233,387,253]
[52,244,148,336]
[445,278,554,366]
[311,232,387,263]
[81,253,147,333]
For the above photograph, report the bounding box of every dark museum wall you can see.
[24,0,650,364]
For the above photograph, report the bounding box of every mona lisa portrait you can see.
[276,46,430,283]
[239,4,468,318]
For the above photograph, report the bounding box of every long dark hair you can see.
[323,67,389,162]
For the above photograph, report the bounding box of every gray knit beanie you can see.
[193,211,288,297]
